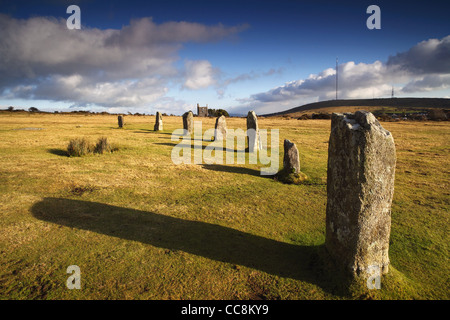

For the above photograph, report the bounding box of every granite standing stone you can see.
[182,111,194,135]
[214,115,227,141]
[325,111,396,278]
[246,111,259,152]
[154,112,163,131]
[118,115,124,128]
[283,139,300,173]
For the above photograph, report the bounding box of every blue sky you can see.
[1,0,449,115]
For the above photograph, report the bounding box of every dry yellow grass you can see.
[0,112,448,299]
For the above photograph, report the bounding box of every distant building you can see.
[197,103,208,117]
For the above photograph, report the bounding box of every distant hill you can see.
[262,98,450,117]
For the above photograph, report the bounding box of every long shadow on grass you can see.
[133,130,174,134]
[154,142,245,154]
[31,197,329,289]
[201,164,273,179]
[134,130,181,136]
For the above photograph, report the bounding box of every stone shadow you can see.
[30,197,334,292]
[201,164,274,179]
[154,142,245,154]
[133,130,174,134]
[47,148,69,157]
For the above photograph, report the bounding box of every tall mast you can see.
[336,57,338,100]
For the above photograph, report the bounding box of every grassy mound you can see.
[67,137,117,157]
[274,168,309,184]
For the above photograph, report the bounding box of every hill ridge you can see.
[262,98,450,117]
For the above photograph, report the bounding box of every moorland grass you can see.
[0,112,448,299]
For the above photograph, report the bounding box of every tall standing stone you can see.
[154,112,163,131]
[325,111,396,279]
[118,115,124,128]
[246,111,259,152]
[283,139,300,173]
[182,111,193,135]
[214,115,227,141]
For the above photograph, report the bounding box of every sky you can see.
[0,0,449,115]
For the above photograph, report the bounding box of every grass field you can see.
[0,112,448,300]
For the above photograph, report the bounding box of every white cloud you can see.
[402,74,450,93]
[106,96,191,115]
[4,74,169,109]
[387,35,450,74]
[248,61,392,104]
[0,14,246,112]
[235,35,450,114]
[183,60,217,90]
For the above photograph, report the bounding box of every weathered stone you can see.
[154,112,163,131]
[118,115,124,128]
[283,139,300,173]
[246,111,259,152]
[325,111,396,278]
[182,111,194,135]
[214,115,227,141]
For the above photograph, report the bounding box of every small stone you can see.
[283,139,300,174]
[214,115,227,141]
[182,111,193,135]
[154,111,163,131]
[246,111,259,152]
